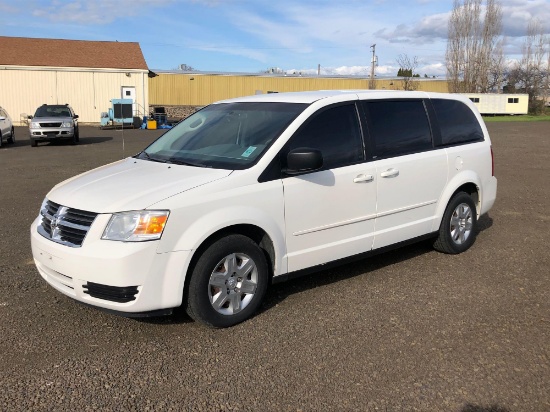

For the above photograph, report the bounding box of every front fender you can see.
[173,206,287,277]
[156,179,287,278]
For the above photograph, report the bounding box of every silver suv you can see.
[29,104,79,147]
[0,106,15,147]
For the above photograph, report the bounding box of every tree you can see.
[487,38,506,92]
[396,54,419,91]
[507,19,549,113]
[446,0,503,93]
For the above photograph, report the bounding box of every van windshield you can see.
[137,102,307,169]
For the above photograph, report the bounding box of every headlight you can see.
[30,122,40,128]
[61,121,73,127]
[102,210,169,242]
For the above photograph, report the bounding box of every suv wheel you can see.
[433,192,477,254]
[30,138,37,147]
[7,127,15,144]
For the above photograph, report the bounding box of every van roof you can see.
[215,90,457,104]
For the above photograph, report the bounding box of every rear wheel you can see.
[433,192,477,254]
[7,127,15,144]
[186,234,269,328]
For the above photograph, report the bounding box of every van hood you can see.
[47,158,232,213]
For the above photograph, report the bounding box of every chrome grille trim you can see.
[38,200,97,247]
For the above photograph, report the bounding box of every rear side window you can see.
[362,100,432,158]
[431,99,484,145]
[286,104,363,170]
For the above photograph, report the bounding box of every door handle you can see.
[380,168,399,178]
[353,174,374,183]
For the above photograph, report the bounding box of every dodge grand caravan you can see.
[31,90,497,327]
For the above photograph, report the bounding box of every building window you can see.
[469,97,480,103]
[508,98,519,104]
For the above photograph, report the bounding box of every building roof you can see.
[0,36,148,70]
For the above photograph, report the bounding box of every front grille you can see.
[83,282,139,303]
[40,122,62,127]
[38,200,97,247]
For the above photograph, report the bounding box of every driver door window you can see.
[285,103,364,170]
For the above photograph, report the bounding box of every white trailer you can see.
[461,93,529,115]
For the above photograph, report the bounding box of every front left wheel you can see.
[7,127,15,144]
[186,234,269,328]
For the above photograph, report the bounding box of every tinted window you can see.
[286,104,363,170]
[362,100,432,158]
[431,99,484,145]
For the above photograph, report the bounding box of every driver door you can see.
[282,103,377,273]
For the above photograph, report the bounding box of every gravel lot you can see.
[0,123,548,411]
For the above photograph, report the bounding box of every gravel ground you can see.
[0,123,548,411]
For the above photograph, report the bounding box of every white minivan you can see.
[31,90,497,327]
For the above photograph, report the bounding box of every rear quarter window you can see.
[431,99,484,146]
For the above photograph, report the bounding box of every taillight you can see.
[490,146,494,176]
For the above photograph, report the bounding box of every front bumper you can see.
[30,216,192,314]
[30,127,74,140]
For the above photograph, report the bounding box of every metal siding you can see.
[149,73,449,106]
[0,68,148,124]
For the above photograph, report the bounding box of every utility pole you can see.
[369,44,376,90]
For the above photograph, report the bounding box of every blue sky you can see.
[1,0,549,77]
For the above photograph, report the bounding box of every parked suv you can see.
[0,106,15,147]
[29,104,79,147]
[31,90,497,327]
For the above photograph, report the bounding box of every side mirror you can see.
[285,148,323,175]
[74,114,79,119]
[28,115,33,119]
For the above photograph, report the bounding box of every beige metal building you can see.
[0,36,150,125]
[149,71,450,107]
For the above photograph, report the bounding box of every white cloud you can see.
[30,0,175,25]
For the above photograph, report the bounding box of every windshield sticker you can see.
[241,146,257,158]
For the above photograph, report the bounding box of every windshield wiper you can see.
[167,158,209,168]
[136,151,168,163]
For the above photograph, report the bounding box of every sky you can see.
[1,0,549,77]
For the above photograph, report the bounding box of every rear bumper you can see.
[481,176,498,215]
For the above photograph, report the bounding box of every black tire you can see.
[433,192,477,254]
[75,127,80,142]
[132,116,142,129]
[30,138,37,147]
[7,127,15,144]
[186,234,269,328]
